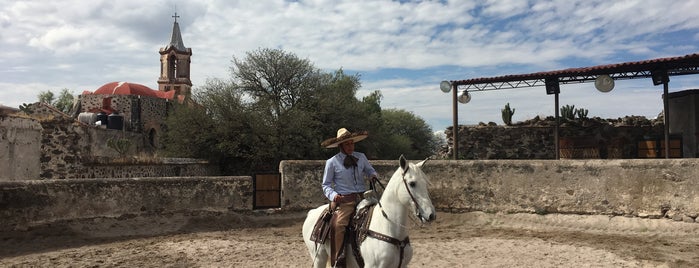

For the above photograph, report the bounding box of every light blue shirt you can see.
[322,152,378,202]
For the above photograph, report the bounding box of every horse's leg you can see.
[302,206,331,267]
[401,244,413,268]
[361,237,412,268]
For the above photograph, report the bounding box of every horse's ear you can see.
[417,156,430,168]
[399,154,408,172]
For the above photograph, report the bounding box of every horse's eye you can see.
[409,181,416,187]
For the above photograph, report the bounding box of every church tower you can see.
[158,13,192,99]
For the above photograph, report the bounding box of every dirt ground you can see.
[1,211,698,267]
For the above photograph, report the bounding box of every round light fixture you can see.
[595,74,615,93]
[440,81,452,93]
[457,91,471,104]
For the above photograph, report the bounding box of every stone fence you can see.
[282,159,699,221]
[0,176,251,231]
[1,114,219,181]
[445,118,666,160]
[2,158,698,232]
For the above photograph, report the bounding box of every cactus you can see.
[560,104,575,120]
[107,137,132,157]
[18,103,34,114]
[575,108,589,119]
[501,103,515,125]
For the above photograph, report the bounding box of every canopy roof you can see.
[451,53,699,91]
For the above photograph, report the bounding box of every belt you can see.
[343,192,364,199]
[336,192,364,202]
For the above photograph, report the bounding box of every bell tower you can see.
[158,13,192,99]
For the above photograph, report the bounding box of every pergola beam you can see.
[461,66,699,91]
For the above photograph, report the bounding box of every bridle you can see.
[372,164,426,226]
[365,164,427,268]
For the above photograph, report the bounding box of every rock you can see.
[683,215,695,223]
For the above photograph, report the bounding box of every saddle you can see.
[310,206,333,244]
[309,200,377,268]
[349,204,376,267]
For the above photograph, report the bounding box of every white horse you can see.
[302,155,436,268]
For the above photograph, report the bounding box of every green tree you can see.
[38,90,55,104]
[378,108,436,160]
[232,48,322,118]
[161,48,437,174]
[37,88,74,114]
[231,48,327,165]
[160,97,218,160]
[356,90,385,158]
[54,88,75,114]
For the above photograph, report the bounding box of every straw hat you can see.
[321,128,368,148]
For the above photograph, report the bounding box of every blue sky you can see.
[2,0,699,133]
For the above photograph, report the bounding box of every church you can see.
[78,14,192,148]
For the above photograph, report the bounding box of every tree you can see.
[307,70,374,158]
[38,90,55,104]
[232,48,322,118]
[378,108,437,160]
[54,89,75,114]
[37,88,75,114]
[160,99,218,160]
[356,90,385,158]
[231,48,328,164]
[160,48,437,174]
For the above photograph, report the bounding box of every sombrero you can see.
[321,128,368,148]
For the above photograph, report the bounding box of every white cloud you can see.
[1,0,699,131]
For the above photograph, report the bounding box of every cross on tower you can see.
[172,12,179,22]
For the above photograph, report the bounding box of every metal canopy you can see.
[444,53,699,160]
[451,53,699,91]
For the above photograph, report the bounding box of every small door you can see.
[637,136,682,158]
[253,173,281,209]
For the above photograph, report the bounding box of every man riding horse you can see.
[321,128,379,268]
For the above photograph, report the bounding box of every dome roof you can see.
[87,82,175,99]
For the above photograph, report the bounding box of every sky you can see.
[2,0,699,133]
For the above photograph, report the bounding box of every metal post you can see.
[452,84,459,160]
[663,81,670,159]
[555,92,560,160]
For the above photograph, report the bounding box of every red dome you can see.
[88,82,175,99]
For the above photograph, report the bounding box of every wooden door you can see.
[253,173,281,209]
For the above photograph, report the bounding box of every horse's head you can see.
[393,155,436,224]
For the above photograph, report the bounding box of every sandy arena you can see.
[1,211,698,267]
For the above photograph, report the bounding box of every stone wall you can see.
[280,159,699,222]
[445,118,666,159]
[278,160,398,210]
[3,158,698,231]
[0,176,251,231]
[0,116,41,181]
[80,94,168,139]
[1,114,217,181]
